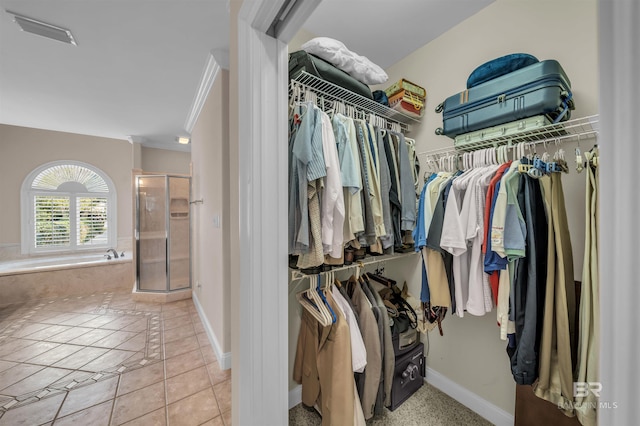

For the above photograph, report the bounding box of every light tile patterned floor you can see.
[0,291,231,425]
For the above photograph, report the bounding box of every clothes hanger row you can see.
[368,113,388,130]
[290,82,407,131]
[421,151,459,180]
[295,273,337,326]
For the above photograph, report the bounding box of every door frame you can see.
[232,1,637,424]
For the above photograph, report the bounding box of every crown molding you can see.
[184,53,221,134]
[211,48,229,70]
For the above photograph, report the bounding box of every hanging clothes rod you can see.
[290,72,414,134]
[417,114,599,158]
[288,251,418,290]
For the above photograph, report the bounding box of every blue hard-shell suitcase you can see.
[435,60,574,138]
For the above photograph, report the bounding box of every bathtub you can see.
[0,251,134,305]
[0,251,132,277]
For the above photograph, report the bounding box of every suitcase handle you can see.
[553,91,573,123]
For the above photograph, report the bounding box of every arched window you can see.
[21,161,117,254]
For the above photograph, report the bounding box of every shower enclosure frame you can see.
[134,174,192,293]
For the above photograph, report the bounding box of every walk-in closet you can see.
[284,1,601,425]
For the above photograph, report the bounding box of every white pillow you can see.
[301,37,388,85]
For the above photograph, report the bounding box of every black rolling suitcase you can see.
[436,60,574,138]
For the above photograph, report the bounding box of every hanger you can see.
[316,275,337,324]
[296,277,330,326]
[334,273,342,289]
[573,133,584,173]
[366,271,396,288]
[344,275,356,298]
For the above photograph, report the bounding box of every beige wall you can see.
[376,0,598,415]
[0,124,133,255]
[141,146,191,175]
[287,27,316,53]
[191,69,231,353]
[287,0,598,416]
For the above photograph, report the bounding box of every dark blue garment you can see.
[413,173,439,249]
[484,181,509,273]
[467,53,539,89]
[373,90,389,106]
[420,254,430,303]
[412,177,429,250]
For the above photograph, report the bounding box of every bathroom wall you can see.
[141,146,191,175]
[0,124,134,258]
[190,68,232,361]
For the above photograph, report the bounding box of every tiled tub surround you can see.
[0,253,133,305]
[0,291,231,425]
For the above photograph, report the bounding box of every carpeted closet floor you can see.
[289,382,493,426]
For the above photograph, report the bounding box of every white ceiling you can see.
[0,0,493,152]
[302,0,494,70]
[0,0,230,152]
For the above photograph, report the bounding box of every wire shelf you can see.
[290,71,423,133]
[289,251,418,284]
[418,114,599,158]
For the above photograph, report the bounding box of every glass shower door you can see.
[136,176,168,291]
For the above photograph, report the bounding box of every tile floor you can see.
[0,291,231,425]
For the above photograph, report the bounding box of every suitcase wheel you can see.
[435,127,444,135]
[435,102,444,113]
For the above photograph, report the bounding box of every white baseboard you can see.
[425,367,514,426]
[191,291,232,370]
[289,369,513,426]
[289,385,302,410]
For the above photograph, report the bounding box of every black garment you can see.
[508,172,548,385]
[383,133,403,250]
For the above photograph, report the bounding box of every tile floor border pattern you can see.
[0,292,166,421]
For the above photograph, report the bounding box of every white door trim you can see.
[235,3,288,426]
[234,1,322,424]
[598,1,639,424]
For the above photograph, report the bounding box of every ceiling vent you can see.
[7,11,77,46]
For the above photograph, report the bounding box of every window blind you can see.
[34,195,70,247]
[77,197,108,245]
